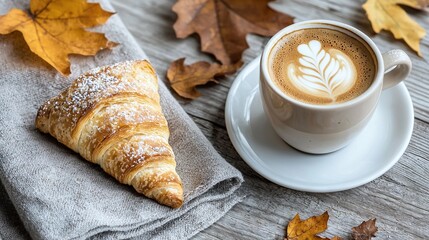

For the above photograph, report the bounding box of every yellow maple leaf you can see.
[286,212,332,240]
[363,0,428,56]
[0,0,117,75]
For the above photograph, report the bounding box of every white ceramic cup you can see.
[260,20,412,154]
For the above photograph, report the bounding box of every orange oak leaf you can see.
[351,219,378,240]
[285,211,330,240]
[0,0,117,75]
[172,0,294,65]
[167,58,242,99]
[363,0,428,56]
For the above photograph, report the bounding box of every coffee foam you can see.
[269,28,376,105]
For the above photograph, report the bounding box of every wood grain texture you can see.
[110,0,429,239]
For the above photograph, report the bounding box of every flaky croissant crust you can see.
[36,60,183,208]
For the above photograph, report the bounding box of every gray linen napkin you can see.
[0,0,243,239]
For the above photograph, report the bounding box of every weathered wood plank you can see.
[110,0,429,239]
[192,114,429,239]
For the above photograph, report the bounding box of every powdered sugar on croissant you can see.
[36,60,183,208]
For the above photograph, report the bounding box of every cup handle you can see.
[382,49,412,90]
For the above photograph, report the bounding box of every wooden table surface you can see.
[110,0,429,239]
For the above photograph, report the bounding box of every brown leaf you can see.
[167,58,242,99]
[0,0,117,75]
[172,0,293,65]
[351,218,378,240]
[330,237,342,240]
[285,211,331,240]
[363,0,427,56]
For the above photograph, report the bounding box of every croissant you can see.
[35,60,183,208]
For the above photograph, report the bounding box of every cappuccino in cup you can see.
[268,28,376,105]
[260,20,411,153]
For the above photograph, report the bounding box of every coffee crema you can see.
[269,28,376,105]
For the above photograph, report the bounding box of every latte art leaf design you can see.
[287,40,357,102]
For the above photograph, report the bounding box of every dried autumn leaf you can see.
[285,211,331,240]
[0,0,117,75]
[172,0,293,65]
[167,58,242,99]
[351,218,378,240]
[363,0,428,56]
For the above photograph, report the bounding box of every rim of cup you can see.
[261,19,384,111]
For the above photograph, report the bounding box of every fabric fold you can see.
[0,0,243,239]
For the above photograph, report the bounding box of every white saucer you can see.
[225,57,414,192]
